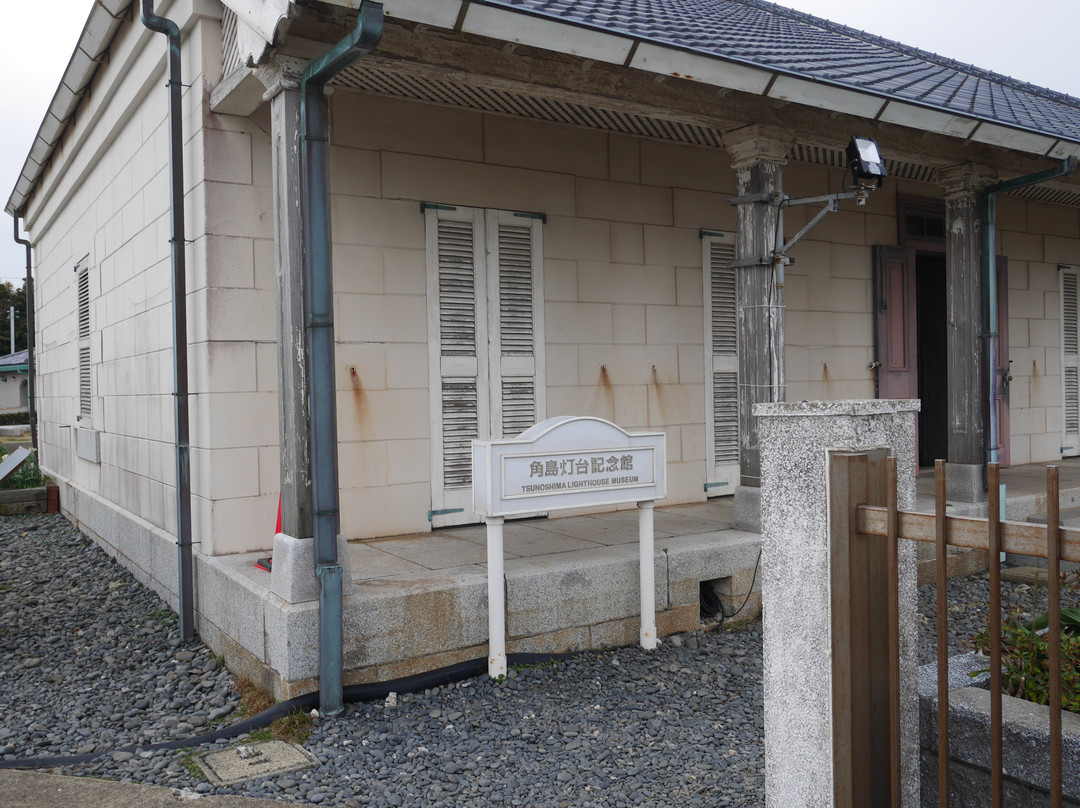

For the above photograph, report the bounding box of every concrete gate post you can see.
[756,400,920,808]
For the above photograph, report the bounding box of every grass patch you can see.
[178,751,203,778]
[269,711,313,744]
[235,677,275,716]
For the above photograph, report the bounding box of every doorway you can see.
[915,254,947,467]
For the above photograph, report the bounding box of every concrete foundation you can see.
[945,462,987,503]
[56,477,762,698]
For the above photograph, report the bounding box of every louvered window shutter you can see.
[1062,267,1080,456]
[426,207,490,525]
[487,210,545,439]
[703,232,739,493]
[77,264,92,421]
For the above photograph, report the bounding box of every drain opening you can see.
[699,576,732,622]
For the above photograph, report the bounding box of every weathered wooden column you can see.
[939,164,995,501]
[261,59,348,601]
[724,125,790,532]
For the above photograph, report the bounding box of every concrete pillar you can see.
[939,164,996,502]
[261,60,350,602]
[757,399,920,808]
[724,125,791,532]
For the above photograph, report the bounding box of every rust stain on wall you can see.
[650,365,665,423]
[594,365,616,421]
[348,366,369,436]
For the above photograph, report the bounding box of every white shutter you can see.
[487,210,545,439]
[703,232,739,494]
[77,263,92,422]
[427,207,489,526]
[1062,266,1080,456]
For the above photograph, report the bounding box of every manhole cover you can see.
[196,740,319,786]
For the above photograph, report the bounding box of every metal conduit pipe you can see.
[140,0,195,642]
[300,1,383,717]
[981,156,1077,466]
[12,216,37,451]
[301,0,384,717]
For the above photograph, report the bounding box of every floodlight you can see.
[846,136,887,184]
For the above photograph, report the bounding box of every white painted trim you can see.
[462,4,634,65]
[876,101,979,140]
[630,42,773,94]
[767,75,886,119]
[380,0,463,29]
[970,123,1058,154]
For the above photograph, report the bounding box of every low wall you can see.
[919,685,1080,807]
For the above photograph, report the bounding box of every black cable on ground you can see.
[0,652,578,771]
[718,548,762,627]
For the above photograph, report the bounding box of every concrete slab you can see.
[457,522,605,557]
[534,512,676,545]
[348,540,427,580]
[196,741,319,787]
[0,770,283,808]
[367,533,507,569]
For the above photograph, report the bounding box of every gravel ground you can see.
[2,512,1074,807]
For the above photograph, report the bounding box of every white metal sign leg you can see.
[638,500,657,649]
[486,516,507,678]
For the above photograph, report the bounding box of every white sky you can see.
[1,0,1080,284]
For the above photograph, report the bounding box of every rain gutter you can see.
[300,0,384,716]
[140,0,195,643]
[981,156,1077,465]
[12,217,37,451]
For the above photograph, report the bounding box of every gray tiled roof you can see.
[483,0,1080,142]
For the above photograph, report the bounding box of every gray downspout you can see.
[980,156,1077,465]
[300,0,383,717]
[141,0,195,642]
[12,216,37,452]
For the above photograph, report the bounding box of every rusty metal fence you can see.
[830,452,1079,808]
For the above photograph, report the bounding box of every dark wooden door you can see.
[873,246,918,399]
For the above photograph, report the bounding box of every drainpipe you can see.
[141,0,195,642]
[981,156,1077,465]
[300,1,383,716]
[12,216,37,451]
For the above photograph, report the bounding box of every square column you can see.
[724,126,791,531]
[260,63,350,600]
[939,164,996,501]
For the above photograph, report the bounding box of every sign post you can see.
[473,417,666,678]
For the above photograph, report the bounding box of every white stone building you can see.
[9,0,1080,694]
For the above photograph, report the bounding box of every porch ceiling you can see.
[329,53,1080,208]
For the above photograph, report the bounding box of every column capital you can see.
[937,162,998,199]
[723,124,793,169]
[255,56,308,101]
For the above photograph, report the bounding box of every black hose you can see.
[0,652,576,770]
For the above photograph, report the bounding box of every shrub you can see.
[0,411,29,426]
[973,577,1080,714]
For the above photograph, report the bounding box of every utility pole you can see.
[8,306,13,354]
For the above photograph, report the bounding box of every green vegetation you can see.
[0,411,29,426]
[0,446,44,490]
[974,576,1080,714]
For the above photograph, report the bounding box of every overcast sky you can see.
[1,0,1080,285]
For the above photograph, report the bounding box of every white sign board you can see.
[473,417,667,678]
[473,416,666,517]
